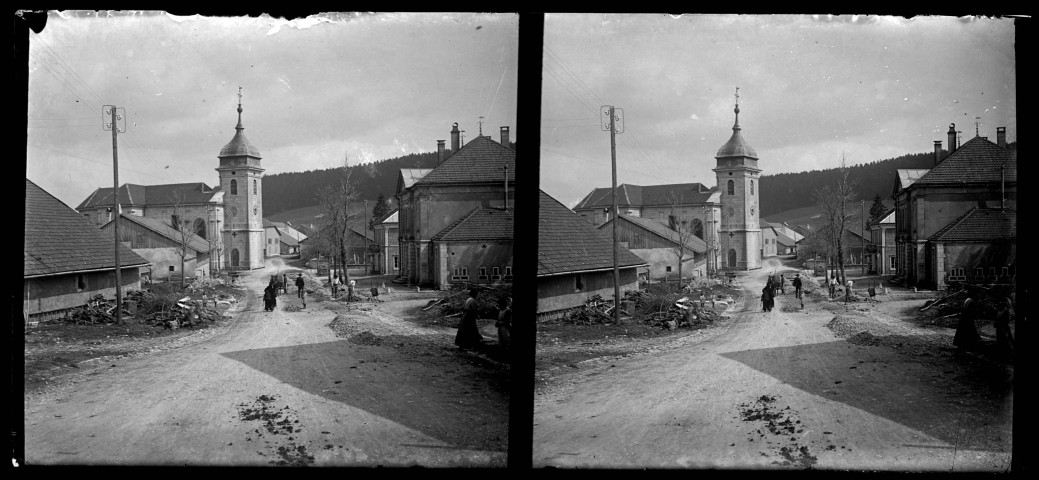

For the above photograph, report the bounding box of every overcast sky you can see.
[540,14,1017,208]
[26,11,518,209]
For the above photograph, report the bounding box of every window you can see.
[169,265,176,272]
[253,207,257,216]
[890,257,896,270]
[253,179,257,195]
[692,218,703,239]
[171,214,180,230]
[751,180,755,195]
[989,267,997,278]
[1002,266,1009,277]
[452,267,469,280]
[975,267,984,279]
[393,256,400,269]
[666,266,673,272]
[479,267,488,280]
[505,266,512,278]
[230,179,238,195]
[727,180,735,195]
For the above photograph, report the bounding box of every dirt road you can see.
[24,258,508,466]
[533,258,1012,471]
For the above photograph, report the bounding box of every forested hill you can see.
[261,151,440,216]
[758,142,1016,217]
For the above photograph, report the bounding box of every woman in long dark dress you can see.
[263,283,274,311]
[761,284,774,312]
[953,297,980,351]
[455,288,484,349]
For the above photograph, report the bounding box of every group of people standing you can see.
[262,272,308,311]
[760,272,787,312]
[454,288,513,354]
[954,294,1015,359]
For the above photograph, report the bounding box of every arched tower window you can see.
[692,218,704,239]
[230,179,238,195]
[727,180,735,195]
[253,179,257,195]
[751,180,755,195]
[193,218,206,239]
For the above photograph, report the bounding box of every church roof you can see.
[601,214,707,253]
[574,183,716,210]
[414,135,515,186]
[218,104,262,159]
[538,190,647,277]
[105,214,211,253]
[76,183,220,210]
[715,105,758,159]
[25,179,149,278]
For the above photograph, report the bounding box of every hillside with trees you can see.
[261,150,440,216]
[758,142,1015,218]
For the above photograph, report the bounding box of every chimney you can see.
[997,126,1006,148]
[500,126,510,146]
[934,140,943,166]
[437,140,445,165]
[450,123,460,153]
[947,123,957,157]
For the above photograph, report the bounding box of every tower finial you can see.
[479,116,484,136]
[236,86,243,129]
[733,86,741,128]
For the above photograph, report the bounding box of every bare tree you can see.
[316,155,359,286]
[813,156,857,285]
[666,191,698,287]
[170,191,194,287]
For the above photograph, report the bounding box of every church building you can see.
[76,90,265,272]
[572,92,762,272]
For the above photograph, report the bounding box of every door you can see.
[728,249,737,269]
[231,248,240,268]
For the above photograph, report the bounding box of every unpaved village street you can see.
[24,259,509,467]
[533,258,1012,471]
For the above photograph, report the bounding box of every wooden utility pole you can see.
[602,105,623,323]
[104,105,124,325]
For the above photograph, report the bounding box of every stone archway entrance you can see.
[728,249,737,269]
[231,248,240,268]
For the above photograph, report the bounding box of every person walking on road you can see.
[331,274,340,298]
[496,296,512,354]
[779,273,786,295]
[954,297,981,352]
[761,283,774,312]
[263,280,277,312]
[828,274,837,299]
[793,273,803,308]
[295,273,305,299]
[455,288,484,350]
[995,296,1015,360]
[845,279,854,304]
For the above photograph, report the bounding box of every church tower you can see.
[712,88,761,270]
[217,88,265,270]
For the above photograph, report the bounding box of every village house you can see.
[371,209,399,275]
[431,207,514,286]
[597,214,707,281]
[396,123,515,288]
[299,222,374,275]
[263,220,307,257]
[867,209,896,275]
[101,213,211,282]
[24,179,150,322]
[893,124,1016,289]
[538,190,648,320]
[75,93,265,271]
[760,220,778,258]
[572,96,762,272]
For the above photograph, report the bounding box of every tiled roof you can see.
[25,179,149,278]
[914,136,1015,186]
[574,183,715,209]
[108,214,211,253]
[374,209,398,225]
[218,112,262,158]
[415,135,515,185]
[715,117,759,159]
[602,214,707,253]
[539,190,647,277]
[930,207,1016,242]
[431,207,514,242]
[774,231,796,247]
[76,182,219,210]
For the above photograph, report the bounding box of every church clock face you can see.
[230,206,238,217]
[727,207,734,217]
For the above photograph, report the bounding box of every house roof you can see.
[930,207,1016,242]
[574,183,716,210]
[218,108,262,159]
[602,214,707,253]
[25,179,149,278]
[398,169,433,192]
[431,207,514,242]
[76,182,220,210]
[106,214,211,253]
[374,209,398,225]
[894,169,930,194]
[913,136,1015,186]
[868,209,896,229]
[538,190,647,277]
[774,231,797,247]
[715,109,759,159]
[414,135,515,186]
